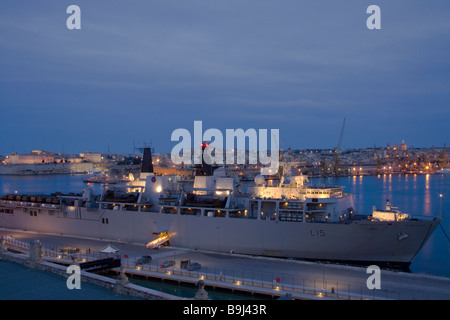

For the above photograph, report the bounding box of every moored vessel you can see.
[0,148,441,268]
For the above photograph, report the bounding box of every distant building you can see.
[4,152,55,165]
[80,151,102,163]
[30,150,51,155]
[400,140,407,151]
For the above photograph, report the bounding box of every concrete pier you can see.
[0,242,182,300]
[1,229,449,300]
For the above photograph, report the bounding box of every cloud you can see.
[0,1,449,153]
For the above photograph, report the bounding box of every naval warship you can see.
[0,147,441,268]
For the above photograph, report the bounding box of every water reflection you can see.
[424,174,431,216]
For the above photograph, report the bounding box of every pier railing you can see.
[2,237,447,300]
[1,236,30,252]
[118,256,445,300]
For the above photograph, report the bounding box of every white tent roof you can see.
[100,244,120,253]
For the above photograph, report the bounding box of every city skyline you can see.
[1,1,449,155]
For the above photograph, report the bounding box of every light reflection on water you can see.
[329,173,446,219]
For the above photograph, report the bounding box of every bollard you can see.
[194,280,209,300]
[116,266,129,286]
[29,240,43,263]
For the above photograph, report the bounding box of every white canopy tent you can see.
[99,244,120,254]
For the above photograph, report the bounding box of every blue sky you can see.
[0,1,449,154]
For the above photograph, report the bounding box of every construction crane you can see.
[333,118,346,176]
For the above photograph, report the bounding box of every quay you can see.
[0,249,181,300]
[1,229,450,300]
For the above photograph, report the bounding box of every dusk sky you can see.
[0,1,449,155]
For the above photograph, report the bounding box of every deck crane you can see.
[333,118,346,176]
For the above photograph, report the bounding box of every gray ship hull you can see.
[0,204,439,268]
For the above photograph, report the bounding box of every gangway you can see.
[146,231,170,249]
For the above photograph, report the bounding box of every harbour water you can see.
[1,173,449,278]
[0,259,140,300]
[312,174,450,277]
